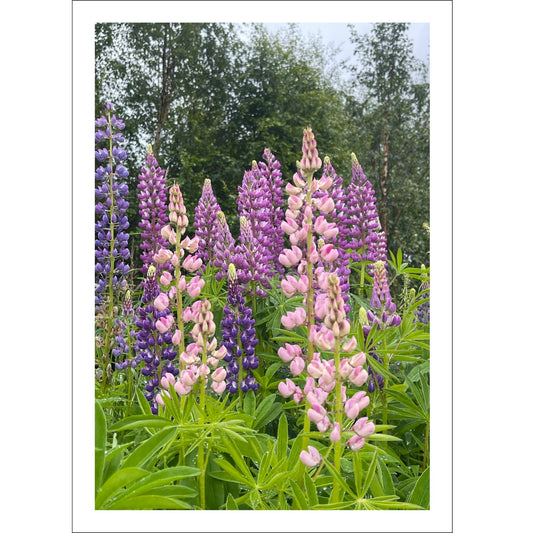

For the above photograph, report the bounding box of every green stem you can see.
[197,342,208,509]
[359,262,366,298]
[101,112,117,393]
[331,336,343,503]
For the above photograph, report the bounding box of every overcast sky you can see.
[263,22,429,67]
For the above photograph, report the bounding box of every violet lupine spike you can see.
[416,266,430,324]
[95,103,130,309]
[213,211,236,282]
[257,148,286,276]
[234,216,271,296]
[194,179,221,268]
[221,264,259,394]
[344,153,381,264]
[137,147,170,276]
[364,260,401,333]
[134,266,178,414]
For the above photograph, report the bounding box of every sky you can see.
[263,22,430,67]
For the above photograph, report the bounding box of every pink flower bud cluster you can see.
[168,182,188,235]
[299,127,322,176]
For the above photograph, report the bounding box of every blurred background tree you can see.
[95,22,429,270]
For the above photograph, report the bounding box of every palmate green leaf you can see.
[289,479,308,510]
[108,414,175,432]
[214,458,254,486]
[106,494,191,510]
[121,426,177,469]
[253,394,283,429]
[303,471,319,507]
[225,492,239,510]
[322,457,356,499]
[377,457,396,496]
[362,450,379,496]
[141,485,197,499]
[95,467,149,509]
[408,467,430,509]
[116,466,202,503]
[367,433,402,442]
[313,500,356,510]
[277,413,288,458]
[243,389,256,417]
[220,434,255,483]
[95,401,106,492]
[386,389,427,420]
[136,388,153,416]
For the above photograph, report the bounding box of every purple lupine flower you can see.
[366,260,401,329]
[194,179,221,268]
[134,266,178,413]
[416,267,430,324]
[95,103,130,309]
[112,291,141,370]
[344,153,381,264]
[213,211,236,281]
[221,264,259,394]
[234,216,272,296]
[137,147,170,275]
[237,152,285,281]
[257,148,286,275]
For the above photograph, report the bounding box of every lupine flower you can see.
[299,445,322,467]
[367,260,401,329]
[221,264,259,394]
[134,266,178,413]
[344,153,381,264]
[212,211,237,281]
[194,179,221,267]
[234,216,272,296]
[94,103,130,309]
[416,265,430,324]
[112,292,139,370]
[137,147,170,275]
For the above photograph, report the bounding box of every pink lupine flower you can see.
[211,380,226,394]
[319,243,339,263]
[307,403,329,425]
[344,397,361,419]
[155,314,174,333]
[281,307,307,330]
[352,390,370,411]
[160,271,173,286]
[288,194,303,211]
[181,368,198,387]
[339,359,353,378]
[349,366,369,387]
[352,417,376,438]
[286,183,302,195]
[342,337,358,353]
[161,224,177,244]
[349,351,367,367]
[314,216,339,239]
[293,387,304,404]
[347,434,365,451]
[211,367,227,383]
[160,372,176,390]
[186,276,205,298]
[282,346,302,366]
[198,364,210,378]
[290,356,305,376]
[182,255,202,272]
[155,393,165,406]
[171,330,182,346]
[278,378,297,398]
[153,248,173,265]
[330,422,341,443]
[153,292,170,311]
[281,218,299,235]
[306,387,328,405]
[307,354,325,378]
[174,380,192,396]
[316,196,335,214]
[279,245,303,268]
[299,445,321,467]
[317,175,333,190]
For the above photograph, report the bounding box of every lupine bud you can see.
[352,417,376,438]
[299,445,321,467]
[347,434,365,451]
[330,422,341,443]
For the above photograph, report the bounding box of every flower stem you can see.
[331,336,343,503]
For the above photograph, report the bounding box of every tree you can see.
[347,23,430,266]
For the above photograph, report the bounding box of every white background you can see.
[2,1,531,532]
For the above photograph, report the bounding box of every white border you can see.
[73,1,452,532]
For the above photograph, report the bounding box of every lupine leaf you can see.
[277,413,288,458]
[121,426,177,469]
[109,414,175,432]
[106,494,190,510]
[408,467,430,509]
[95,467,149,509]
[95,401,106,492]
[289,479,308,510]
